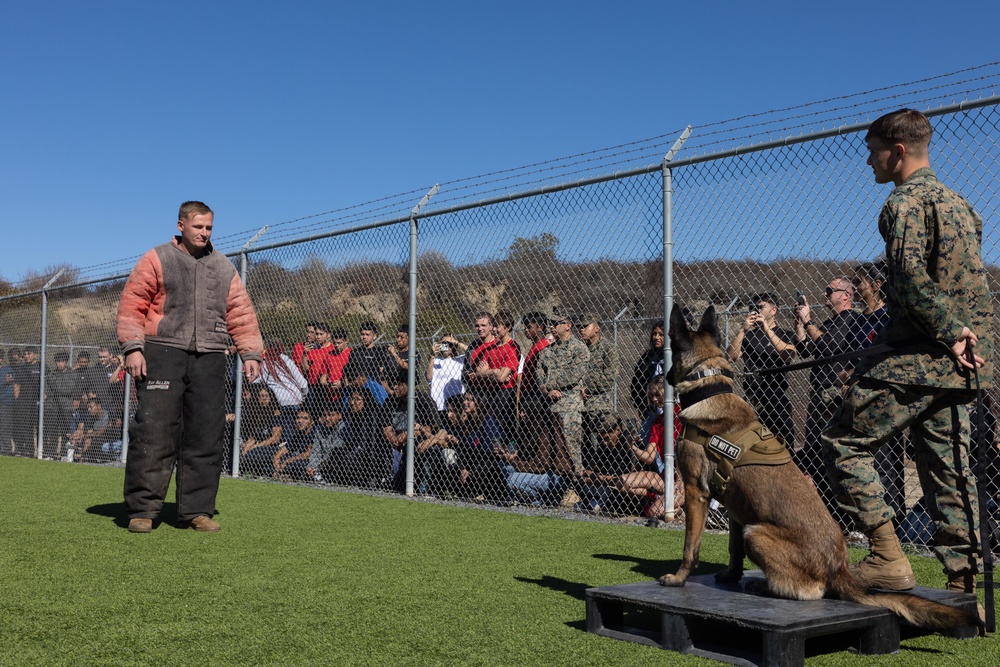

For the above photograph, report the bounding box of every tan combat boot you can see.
[850,521,916,590]
[947,571,986,627]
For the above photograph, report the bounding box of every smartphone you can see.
[796,290,806,306]
[749,303,759,315]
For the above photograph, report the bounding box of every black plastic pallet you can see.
[585,571,978,667]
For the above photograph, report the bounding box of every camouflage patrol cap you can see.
[573,313,599,328]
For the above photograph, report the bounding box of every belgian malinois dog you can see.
[661,303,977,631]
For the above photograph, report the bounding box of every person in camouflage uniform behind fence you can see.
[576,313,619,450]
[821,109,993,600]
[536,314,590,475]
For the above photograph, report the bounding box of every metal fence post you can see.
[611,306,628,412]
[661,127,691,521]
[231,226,269,478]
[406,185,439,496]
[37,269,65,459]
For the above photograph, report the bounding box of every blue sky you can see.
[2,1,999,285]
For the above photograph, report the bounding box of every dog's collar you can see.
[682,367,734,383]
[679,383,734,407]
[678,367,735,407]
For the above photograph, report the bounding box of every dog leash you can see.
[749,339,912,377]
[967,346,996,633]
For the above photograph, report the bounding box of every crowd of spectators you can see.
[214,314,681,518]
[0,346,127,462]
[8,268,998,524]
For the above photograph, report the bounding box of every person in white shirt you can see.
[257,340,309,420]
[425,333,466,412]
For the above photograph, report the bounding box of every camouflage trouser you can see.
[552,409,584,474]
[821,377,980,576]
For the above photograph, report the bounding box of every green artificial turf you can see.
[0,456,995,666]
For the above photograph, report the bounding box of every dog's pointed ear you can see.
[669,304,692,351]
[699,305,721,346]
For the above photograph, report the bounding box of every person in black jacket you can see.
[629,321,664,418]
[794,276,857,522]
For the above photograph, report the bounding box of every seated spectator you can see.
[273,409,319,481]
[342,387,389,488]
[68,396,113,462]
[240,386,286,477]
[417,395,466,495]
[342,362,389,407]
[494,442,569,507]
[576,419,641,515]
[453,393,511,503]
[309,404,349,484]
[425,333,466,413]
[258,339,309,421]
[384,369,443,493]
[617,380,685,518]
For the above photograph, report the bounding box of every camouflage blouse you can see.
[860,168,993,389]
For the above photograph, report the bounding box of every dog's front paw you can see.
[743,578,770,596]
[714,569,743,584]
[657,573,687,587]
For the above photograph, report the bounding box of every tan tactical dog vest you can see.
[680,422,792,503]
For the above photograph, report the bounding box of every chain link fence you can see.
[2,96,999,558]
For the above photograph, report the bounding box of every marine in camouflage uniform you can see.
[576,314,619,453]
[536,315,591,475]
[821,110,992,591]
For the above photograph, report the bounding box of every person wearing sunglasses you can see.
[793,277,858,523]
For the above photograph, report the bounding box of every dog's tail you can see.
[829,567,980,631]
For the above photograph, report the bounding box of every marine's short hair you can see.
[865,108,932,150]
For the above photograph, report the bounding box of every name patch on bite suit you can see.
[214,322,228,333]
[707,435,740,461]
[145,380,171,391]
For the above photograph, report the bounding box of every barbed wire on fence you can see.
[4,62,999,293]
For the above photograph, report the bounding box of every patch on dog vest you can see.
[707,436,740,461]
[146,380,170,390]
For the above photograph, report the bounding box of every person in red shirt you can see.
[291,322,318,368]
[619,377,684,519]
[489,311,521,436]
[514,311,553,453]
[320,328,352,406]
[300,322,335,413]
